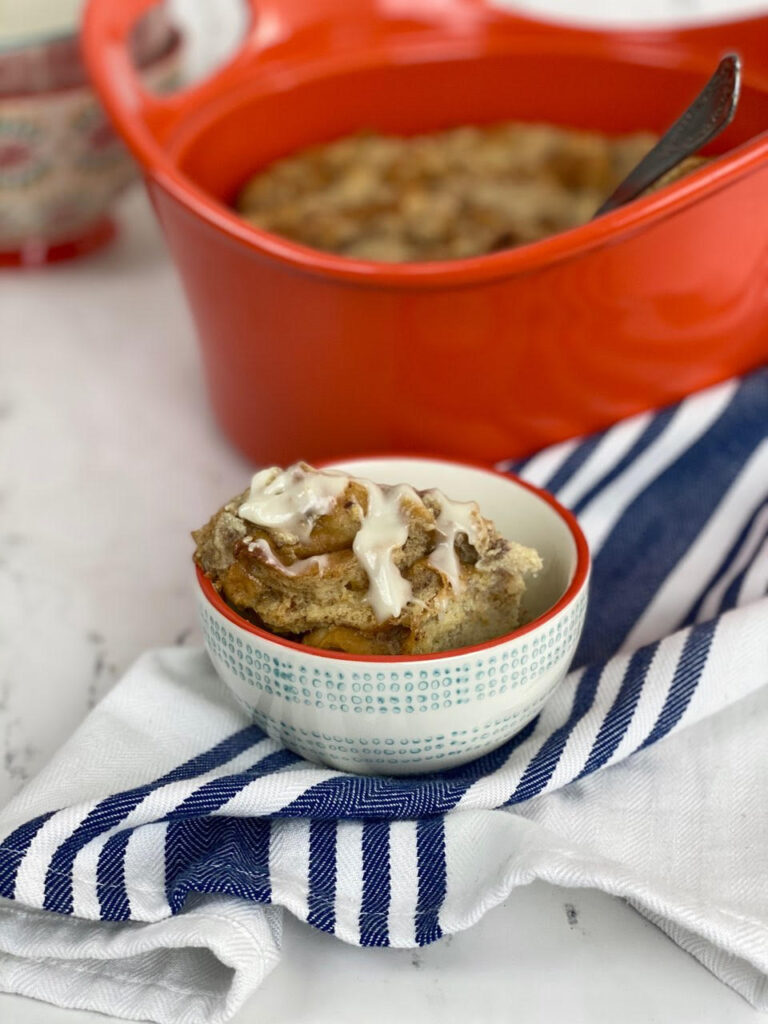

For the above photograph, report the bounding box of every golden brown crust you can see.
[234,123,703,263]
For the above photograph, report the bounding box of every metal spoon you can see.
[593,53,741,218]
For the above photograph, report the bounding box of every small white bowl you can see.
[196,457,590,775]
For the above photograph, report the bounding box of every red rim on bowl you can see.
[197,459,591,664]
[0,218,117,268]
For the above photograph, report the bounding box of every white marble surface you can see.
[2,0,768,1020]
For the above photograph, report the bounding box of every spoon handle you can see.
[593,53,741,218]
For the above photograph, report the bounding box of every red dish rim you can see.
[158,114,768,290]
[148,36,768,289]
[81,3,768,287]
[196,456,591,664]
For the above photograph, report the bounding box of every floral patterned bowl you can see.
[0,10,181,265]
[196,457,590,775]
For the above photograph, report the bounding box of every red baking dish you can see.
[82,0,768,464]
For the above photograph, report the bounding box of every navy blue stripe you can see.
[165,817,272,914]
[5,366,764,935]
[43,724,266,913]
[543,435,602,496]
[278,718,538,821]
[576,644,659,779]
[502,452,535,477]
[96,831,131,921]
[684,499,768,626]
[164,819,211,902]
[359,821,391,947]
[576,374,768,666]
[165,748,299,821]
[640,621,717,750]
[306,820,338,934]
[415,818,446,945]
[571,408,676,516]
[718,525,768,615]
[0,812,55,899]
[507,663,603,804]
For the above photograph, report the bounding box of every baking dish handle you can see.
[81,0,557,164]
[83,0,258,162]
[83,0,768,170]
[468,0,768,77]
[590,11,768,80]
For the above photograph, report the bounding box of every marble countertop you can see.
[2,0,767,1019]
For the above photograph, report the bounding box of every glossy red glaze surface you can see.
[83,0,768,464]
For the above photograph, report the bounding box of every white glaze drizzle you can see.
[245,537,329,577]
[237,463,483,622]
[352,482,419,621]
[424,490,482,591]
[239,463,349,543]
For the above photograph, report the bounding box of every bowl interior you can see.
[170,48,768,207]
[328,457,580,624]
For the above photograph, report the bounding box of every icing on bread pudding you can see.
[193,463,542,655]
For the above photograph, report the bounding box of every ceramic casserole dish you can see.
[82,0,768,463]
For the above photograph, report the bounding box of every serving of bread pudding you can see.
[194,463,542,655]
[236,122,706,262]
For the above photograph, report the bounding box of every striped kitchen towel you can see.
[0,369,766,1024]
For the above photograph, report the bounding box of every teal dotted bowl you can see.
[197,457,590,775]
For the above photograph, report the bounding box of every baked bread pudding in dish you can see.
[193,463,542,655]
[236,122,707,263]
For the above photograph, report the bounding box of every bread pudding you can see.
[236,122,707,263]
[193,463,542,655]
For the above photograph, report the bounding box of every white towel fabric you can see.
[0,371,766,1023]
